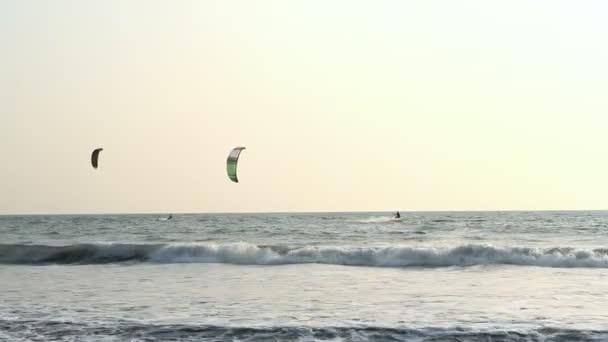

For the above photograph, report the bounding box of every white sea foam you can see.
[3,242,608,268]
[356,216,401,224]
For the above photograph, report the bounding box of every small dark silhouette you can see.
[394,211,401,219]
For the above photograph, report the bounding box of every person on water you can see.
[167,215,173,220]
[394,211,400,219]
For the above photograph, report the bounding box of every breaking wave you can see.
[1,319,607,342]
[3,242,608,268]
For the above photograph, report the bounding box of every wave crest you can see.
[1,320,607,342]
[2,242,608,268]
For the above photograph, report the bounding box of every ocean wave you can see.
[1,319,606,342]
[3,242,608,268]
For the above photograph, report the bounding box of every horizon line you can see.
[1,208,607,216]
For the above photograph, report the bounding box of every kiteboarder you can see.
[394,211,401,219]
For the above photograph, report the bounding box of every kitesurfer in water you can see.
[394,211,401,219]
[167,215,173,220]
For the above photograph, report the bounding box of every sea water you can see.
[1,211,608,341]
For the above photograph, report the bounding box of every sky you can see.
[1,0,608,214]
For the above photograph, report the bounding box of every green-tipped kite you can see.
[226,146,246,182]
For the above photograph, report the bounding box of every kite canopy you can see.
[91,148,103,169]
[226,147,246,182]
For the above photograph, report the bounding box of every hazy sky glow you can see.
[2,1,607,214]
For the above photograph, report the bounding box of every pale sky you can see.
[1,1,607,214]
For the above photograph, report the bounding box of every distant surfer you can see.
[167,215,173,220]
[393,211,401,219]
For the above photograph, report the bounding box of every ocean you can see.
[1,211,608,341]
